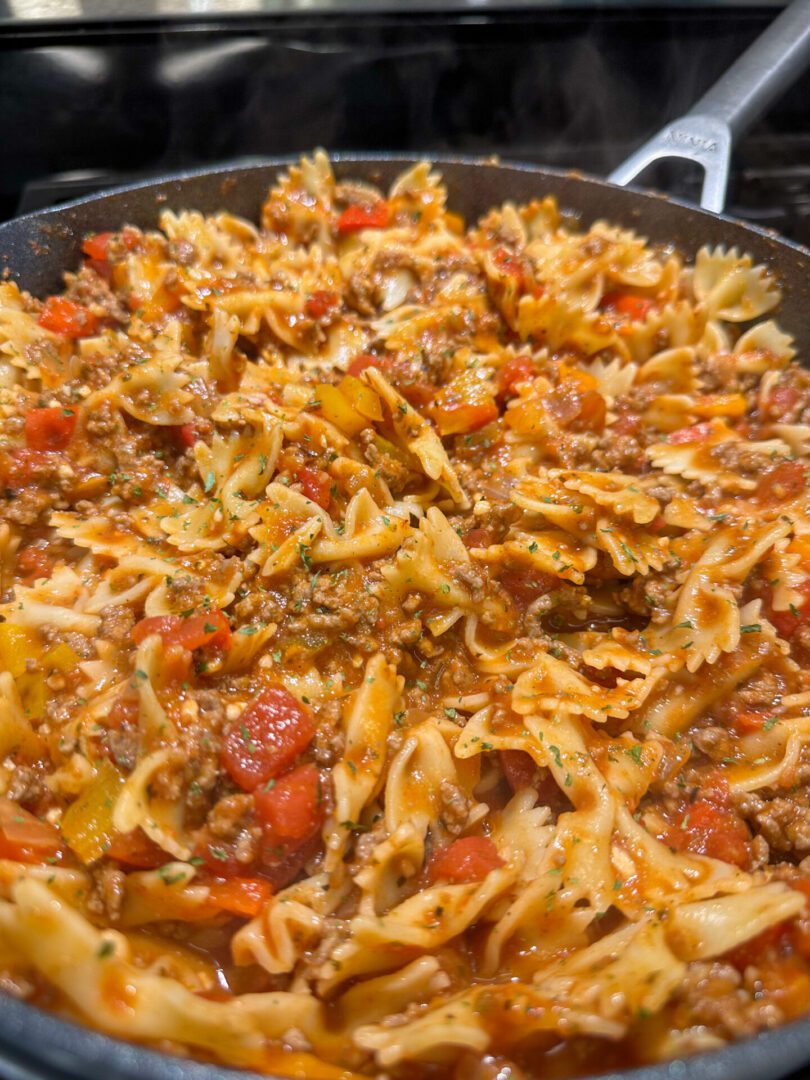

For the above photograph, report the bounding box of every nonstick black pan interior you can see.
[0,154,809,1080]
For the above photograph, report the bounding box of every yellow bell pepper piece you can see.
[314,383,367,436]
[61,759,126,864]
[42,643,81,674]
[16,672,45,720]
[338,375,383,422]
[0,624,39,678]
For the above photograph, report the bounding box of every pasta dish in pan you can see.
[1,153,810,1079]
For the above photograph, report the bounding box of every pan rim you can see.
[0,151,809,1080]
[0,150,808,263]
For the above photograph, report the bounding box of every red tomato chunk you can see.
[38,296,98,338]
[255,763,325,845]
[132,610,232,652]
[337,203,389,234]
[756,460,806,504]
[667,421,714,445]
[500,749,537,791]
[500,568,557,608]
[600,292,654,321]
[205,877,272,918]
[221,687,316,792]
[295,465,332,508]
[25,407,77,451]
[496,355,536,399]
[347,353,386,377]
[429,836,503,884]
[81,232,114,262]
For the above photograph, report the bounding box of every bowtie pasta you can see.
[1,152,810,1080]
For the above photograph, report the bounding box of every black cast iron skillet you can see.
[3,5,810,1080]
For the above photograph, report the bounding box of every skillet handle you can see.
[607,0,810,213]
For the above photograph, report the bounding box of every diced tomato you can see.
[463,527,494,549]
[38,296,98,338]
[726,920,788,971]
[428,836,503,884]
[496,355,536,399]
[105,829,167,868]
[492,246,525,287]
[500,749,537,791]
[305,291,340,320]
[24,407,77,451]
[755,460,807,504]
[108,695,140,730]
[132,610,232,652]
[221,686,316,793]
[255,764,325,847]
[545,385,606,432]
[763,579,810,640]
[196,838,247,879]
[668,791,751,868]
[667,421,714,445]
[172,423,200,449]
[727,880,810,971]
[731,709,773,735]
[399,379,437,408]
[261,831,323,892]
[205,877,272,918]
[16,545,54,584]
[612,412,642,437]
[1,448,62,487]
[766,383,801,419]
[295,465,332,509]
[337,203,389,234]
[600,292,654,321]
[347,353,386,378]
[0,799,63,865]
[433,399,499,436]
[499,568,558,608]
[82,232,114,262]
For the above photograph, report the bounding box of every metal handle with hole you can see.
[608,0,810,213]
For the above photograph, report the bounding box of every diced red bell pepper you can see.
[132,610,232,652]
[294,465,332,509]
[337,203,389,235]
[38,296,98,338]
[221,687,316,793]
[428,836,503,884]
[25,407,77,451]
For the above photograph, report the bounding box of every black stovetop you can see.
[1,6,809,238]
